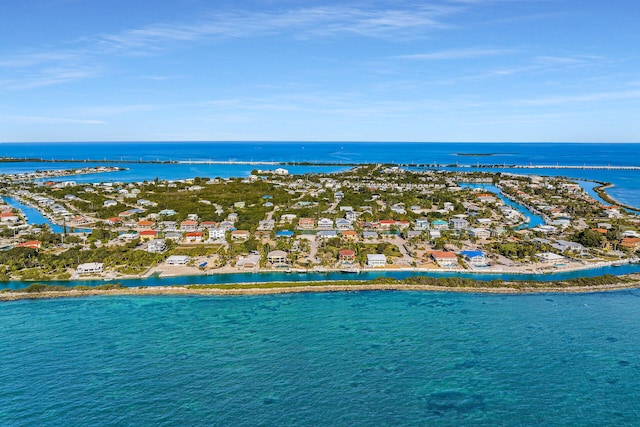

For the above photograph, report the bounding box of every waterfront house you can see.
[535,252,565,264]
[76,262,104,274]
[552,240,585,254]
[0,212,19,223]
[431,251,458,267]
[338,249,356,262]
[460,250,487,266]
[621,237,640,250]
[274,168,289,175]
[166,255,190,265]
[366,254,387,267]
[236,254,260,269]
[267,250,288,266]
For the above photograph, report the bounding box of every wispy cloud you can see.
[0,52,82,69]
[397,47,513,60]
[91,5,460,53]
[517,89,640,106]
[0,114,105,125]
[0,66,102,91]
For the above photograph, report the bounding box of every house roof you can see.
[461,250,485,258]
[431,251,457,259]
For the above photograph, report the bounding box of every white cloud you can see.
[91,5,460,53]
[517,89,640,106]
[397,48,513,60]
[0,115,105,125]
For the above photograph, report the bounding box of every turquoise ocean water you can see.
[2,142,640,206]
[2,142,640,425]
[2,291,640,426]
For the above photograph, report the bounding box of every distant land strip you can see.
[2,156,640,170]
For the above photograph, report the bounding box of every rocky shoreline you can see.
[2,275,640,301]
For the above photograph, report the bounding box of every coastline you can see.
[2,274,639,301]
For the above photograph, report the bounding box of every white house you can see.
[535,252,565,264]
[76,262,104,274]
[469,228,491,240]
[415,218,430,230]
[147,239,167,253]
[208,227,226,240]
[166,255,190,265]
[317,218,334,229]
[450,218,469,230]
[367,254,387,267]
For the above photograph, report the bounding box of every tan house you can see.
[231,229,250,240]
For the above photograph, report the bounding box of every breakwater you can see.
[3,156,640,170]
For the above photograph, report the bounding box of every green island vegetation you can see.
[1,275,637,300]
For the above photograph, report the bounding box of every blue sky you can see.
[1,0,639,142]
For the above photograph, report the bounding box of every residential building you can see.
[147,239,167,253]
[76,262,104,274]
[366,254,387,267]
[460,250,487,266]
[267,250,288,265]
[231,230,250,240]
[431,251,458,267]
[166,255,190,265]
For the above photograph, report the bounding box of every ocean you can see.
[2,291,640,426]
[2,141,640,425]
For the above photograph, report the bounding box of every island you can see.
[1,164,639,286]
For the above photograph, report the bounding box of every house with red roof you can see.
[430,251,458,267]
